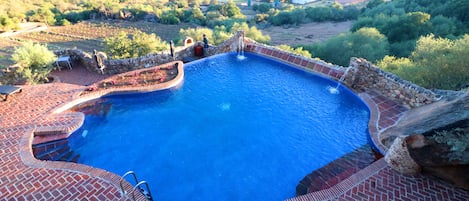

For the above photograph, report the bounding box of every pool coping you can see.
[6,50,464,200]
[54,61,184,114]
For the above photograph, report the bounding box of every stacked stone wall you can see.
[345,58,439,108]
[54,49,99,74]
[54,31,244,75]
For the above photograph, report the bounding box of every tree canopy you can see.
[103,31,168,59]
[305,27,389,66]
[378,34,469,90]
[12,41,56,84]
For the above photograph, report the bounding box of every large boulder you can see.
[381,91,469,147]
[406,132,469,190]
[385,136,421,175]
[381,91,469,190]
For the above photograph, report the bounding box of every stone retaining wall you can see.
[54,31,244,75]
[345,58,439,108]
[54,49,100,73]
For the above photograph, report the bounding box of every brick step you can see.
[68,153,80,163]
[62,150,75,160]
[52,149,73,161]
[56,150,80,163]
[33,140,80,162]
[296,144,382,196]
[32,138,69,156]
[35,144,70,160]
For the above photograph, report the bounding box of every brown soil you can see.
[81,63,178,95]
[261,21,354,46]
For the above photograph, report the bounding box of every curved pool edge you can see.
[19,61,185,201]
[19,127,140,200]
[358,93,388,154]
[246,51,387,155]
[53,61,185,114]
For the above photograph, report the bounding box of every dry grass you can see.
[0,38,22,66]
[261,21,354,46]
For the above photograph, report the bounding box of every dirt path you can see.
[0,22,47,37]
[261,21,354,46]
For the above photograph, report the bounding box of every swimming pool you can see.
[69,52,370,201]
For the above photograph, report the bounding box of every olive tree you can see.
[378,34,469,90]
[276,45,311,58]
[12,41,57,84]
[308,27,390,66]
[104,31,168,59]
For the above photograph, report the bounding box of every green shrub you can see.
[378,34,469,90]
[160,13,180,24]
[304,5,359,22]
[231,22,271,44]
[389,40,416,57]
[220,1,243,18]
[62,10,93,23]
[12,41,57,84]
[309,27,390,66]
[179,27,215,44]
[28,7,56,25]
[256,3,273,13]
[54,15,71,26]
[189,7,206,25]
[0,14,20,31]
[104,31,168,59]
[276,45,311,58]
[255,14,269,23]
[377,55,415,72]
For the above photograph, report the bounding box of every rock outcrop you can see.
[382,91,469,190]
[385,136,421,175]
[381,91,468,147]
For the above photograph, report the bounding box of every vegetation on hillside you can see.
[304,27,389,66]
[253,1,360,25]
[11,41,56,84]
[103,30,168,59]
[378,35,469,90]
[304,0,469,90]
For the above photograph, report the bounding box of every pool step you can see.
[296,144,382,196]
[35,144,70,160]
[32,139,80,163]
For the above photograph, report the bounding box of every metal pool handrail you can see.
[120,171,154,201]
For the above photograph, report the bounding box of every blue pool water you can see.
[70,52,370,201]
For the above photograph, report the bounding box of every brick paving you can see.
[288,159,469,201]
[1,62,468,200]
[50,64,109,86]
[0,64,141,200]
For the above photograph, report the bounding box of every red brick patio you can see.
[1,64,467,200]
